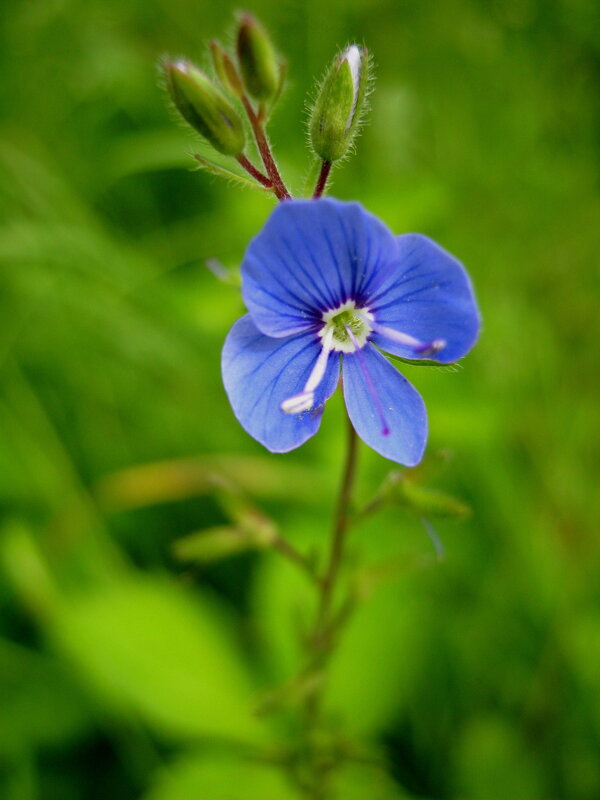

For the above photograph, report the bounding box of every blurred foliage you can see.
[0,0,599,798]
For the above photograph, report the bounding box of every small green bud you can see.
[164,59,245,156]
[309,44,371,162]
[210,41,244,98]
[236,14,280,101]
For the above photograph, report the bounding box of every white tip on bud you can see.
[344,45,361,95]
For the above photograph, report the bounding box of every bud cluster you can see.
[162,13,375,200]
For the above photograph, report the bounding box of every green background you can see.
[0,0,598,797]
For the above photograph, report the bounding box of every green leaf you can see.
[53,576,268,744]
[326,574,431,737]
[145,753,301,800]
[252,526,317,682]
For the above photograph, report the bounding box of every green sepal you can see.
[164,60,245,156]
[236,14,280,102]
[387,352,460,369]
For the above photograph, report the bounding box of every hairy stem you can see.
[236,154,273,188]
[312,160,332,200]
[242,96,291,201]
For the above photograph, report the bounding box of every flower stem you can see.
[301,412,359,799]
[242,95,291,201]
[318,414,358,627]
[236,154,273,188]
[312,160,332,199]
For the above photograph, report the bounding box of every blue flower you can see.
[222,199,480,465]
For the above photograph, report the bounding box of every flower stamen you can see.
[320,300,373,353]
[370,322,446,357]
[281,326,335,415]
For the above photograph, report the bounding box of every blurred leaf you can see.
[326,574,431,737]
[53,576,268,745]
[95,456,320,511]
[145,753,301,800]
[362,470,471,521]
[393,481,471,519]
[455,716,543,799]
[173,524,273,563]
[0,520,60,621]
[0,638,92,753]
[333,762,411,799]
[254,536,432,737]
[252,535,317,683]
[564,612,600,737]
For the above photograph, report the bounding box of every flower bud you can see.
[309,45,371,162]
[210,41,244,98]
[164,59,245,156]
[236,14,280,101]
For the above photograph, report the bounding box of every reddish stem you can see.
[242,96,291,201]
[313,160,332,199]
[236,154,273,188]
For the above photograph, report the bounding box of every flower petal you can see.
[222,315,340,453]
[367,234,481,363]
[342,345,427,466]
[242,199,399,338]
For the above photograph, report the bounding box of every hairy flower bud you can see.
[164,59,245,156]
[210,41,244,98]
[309,45,371,162]
[236,14,280,101]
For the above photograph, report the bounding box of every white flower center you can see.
[280,300,446,418]
[319,300,373,353]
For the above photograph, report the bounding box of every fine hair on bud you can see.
[163,58,246,156]
[308,44,373,163]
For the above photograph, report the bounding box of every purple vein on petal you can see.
[344,329,390,437]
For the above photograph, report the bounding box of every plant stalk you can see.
[242,96,291,201]
[302,411,359,799]
[313,160,332,199]
[236,154,273,188]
